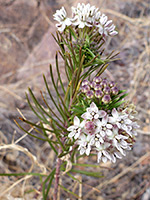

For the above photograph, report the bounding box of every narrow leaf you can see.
[59,184,80,198]
[43,75,67,122]
[14,120,49,142]
[55,53,66,94]
[42,168,56,200]
[71,169,103,178]
[0,172,46,177]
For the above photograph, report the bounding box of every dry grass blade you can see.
[84,152,150,199]
[0,143,47,198]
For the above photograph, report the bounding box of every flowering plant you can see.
[13,3,139,200]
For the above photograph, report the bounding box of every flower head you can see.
[53,3,118,39]
[67,100,139,163]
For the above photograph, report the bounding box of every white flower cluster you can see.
[53,3,118,37]
[67,102,139,163]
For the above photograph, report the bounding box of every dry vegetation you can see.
[0,0,150,199]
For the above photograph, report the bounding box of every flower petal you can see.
[99,110,107,118]
[97,151,102,163]
[102,156,107,163]
[90,102,98,112]
[108,116,116,123]
[106,129,112,136]
[81,112,91,120]
[74,131,80,139]
[102,115,108,125]
[67,125,74,131]
[112,108,119,118]
[80,148,85,155]
[68,131,75,138]
[74,116,80,126]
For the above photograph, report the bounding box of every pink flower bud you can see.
[111,86,119,95]
[100,79,108,87]
[90,81,97,88]
[109,81,116,88]
[95,90,103,98]
[82,80,90,86]
[93,76,102,83]
[81,85,90,93]
[103,86,111,94]
[102,95,111,104]
[86,90,94,98]
[85,121,95,131]
[94,84,103,91]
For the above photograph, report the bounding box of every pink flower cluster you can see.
[81,77,119,104]
[67,102,139,163]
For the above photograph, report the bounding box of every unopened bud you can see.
[94,84,103,91]
[93,76,102,83]
[82,80,89,86]
[103,86,111,94]
[100,79,108,87]
[95,90,103,98]
[90,81,97,88]
[85,121,95,131]
[111,86,119,95]
[81,85,90,93]
[86,90,94,98]
[109,81,116,88]
[102,95,111,104]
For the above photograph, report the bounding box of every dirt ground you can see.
[0,0,150,199]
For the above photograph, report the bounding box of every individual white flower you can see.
[77,134,92,155]
[121,121,139,137]
[114,139,131,156]
[100,14,108,25]
[67,116,85,139]
[72,3,83,15]
[96,143,111,163]
[88,4,98,17]
[95,115,113,137]
[108,108,124,128]
[109,126,130,156]
[71,3,92,28]
[86,4,100,25]
[90,133,104,148]
[114,151,123,159]
[94,10,101,24]
[81,102,106,120]
[130,122,140,136]
[108,125,127,140]
[97,14,118,37]
[119,115,133,132]
[53,7,72,32]
[109,109,134,137]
